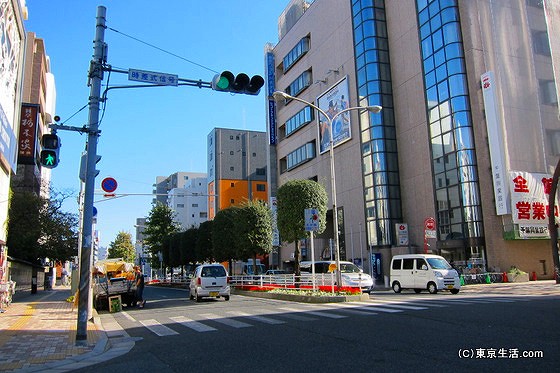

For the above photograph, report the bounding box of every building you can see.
[152,171,207,205]
[11,31,56,197]
[207,128,268,219]
[267,0,560,280]
[167,176,208,230]
[0,0,27,259]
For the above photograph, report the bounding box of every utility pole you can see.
[76,5,106,342]
[549,157,560,284]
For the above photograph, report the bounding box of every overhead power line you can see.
[107,27,219,75]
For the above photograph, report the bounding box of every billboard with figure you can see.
[316,77,351,154]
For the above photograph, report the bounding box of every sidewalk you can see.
[0,286,132,372]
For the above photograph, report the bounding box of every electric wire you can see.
[107,26,219,74]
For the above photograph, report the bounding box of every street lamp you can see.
[272,91,382,287]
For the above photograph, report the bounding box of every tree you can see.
[212,206,240,265]
[277,180,327,276]
[143,203,180,271]
[107,231,136,262]
[180,227,198,271]
[236,200,273,274]
[7,189,78,263]
[195,220,214,262]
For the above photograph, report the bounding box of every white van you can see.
[390,254,460,294]
[300,261,374,293]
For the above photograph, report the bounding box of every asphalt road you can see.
[79,285,560,372]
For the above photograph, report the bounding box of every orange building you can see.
[207,128,268,219]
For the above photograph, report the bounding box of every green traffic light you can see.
[45,154,55,165]
[216,76,230,90]
[40,150,58,168]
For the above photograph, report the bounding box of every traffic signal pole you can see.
[76,5,106,342]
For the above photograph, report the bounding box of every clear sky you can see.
[23,1,288,248]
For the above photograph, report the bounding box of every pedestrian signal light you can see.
[40,133,60,168]
[212,71,264,95]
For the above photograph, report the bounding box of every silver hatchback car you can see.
[189,263,230,302]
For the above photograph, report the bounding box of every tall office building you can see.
[1,0,27,255]
[267,0,560,279]
[207,128,268,219]
[11,32,56,197]
[152,172,206,205]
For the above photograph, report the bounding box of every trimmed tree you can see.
[236,200,273,275]
[107,231,136,263]
[277,179,327,276]
[143,202,180,274]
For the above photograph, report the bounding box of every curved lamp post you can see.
[273,90,382,287]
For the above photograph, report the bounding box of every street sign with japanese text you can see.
[128,69,179,86]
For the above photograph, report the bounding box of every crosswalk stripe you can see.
[170,316,217,332]
[199,313,252,328]
[279,313,317,321]
[226,311,286,325]
[347,302,403,313]
[278,307,347,319]
[121,311,137,322]
[367,302,428,310]
[140,319,179,336]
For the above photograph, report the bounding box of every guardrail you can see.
[229,274,348,289]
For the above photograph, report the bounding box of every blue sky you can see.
[23,1,288,247]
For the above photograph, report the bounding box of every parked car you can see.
[299,261,375,293]
[265,269,288,275]
[189,263,230,302]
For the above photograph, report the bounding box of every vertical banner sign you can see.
[265,47,277,145]
[316,76,352,154]
[270,197,280,246]
[481,72,509,215]
[509,171,558,238]
[395,223,409,246]
[18,104,39,165]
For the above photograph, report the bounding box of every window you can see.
[286,70,312,97]
[416,259,428,270]
[283,36,310,72]
[256,167,266,175]
[284,105,314,137]
[176,204,184,208]
[392,259,402,270]
[285,142,316,171]
[256,184,266,192]
[231,182,235,187]
[532,30,550,56]
[230,166,234,171]
[230,151,234,155]
[192,203,198,207]
[403,259,414,270]
[200,212,207,218]
[539,80,558,105]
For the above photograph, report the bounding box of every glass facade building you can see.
[351,0,403,248]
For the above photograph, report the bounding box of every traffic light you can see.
[40,133,60,168]
[211,71,264,95]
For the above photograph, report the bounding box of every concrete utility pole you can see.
[549,158,560,284]
[76,5,106,342]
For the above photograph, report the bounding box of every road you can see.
[80,283,560,372]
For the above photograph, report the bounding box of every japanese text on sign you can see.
[509,171,557,225]
[128,69,178,86]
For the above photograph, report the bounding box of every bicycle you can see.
[0,281,15,312]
